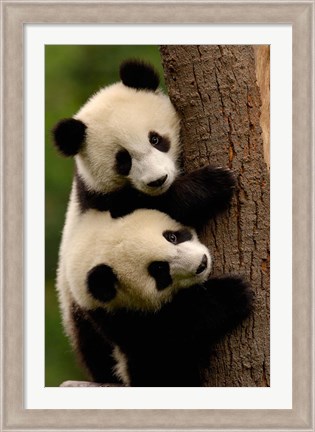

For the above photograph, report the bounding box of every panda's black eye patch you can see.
[149,131,170,153]
[163,229,193,245]
[148,261,172,291]
[115,149,132,176]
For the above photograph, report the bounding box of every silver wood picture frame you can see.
[1,1,314,430]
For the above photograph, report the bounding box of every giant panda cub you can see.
[52,59,235,230]
[61,209,253,387]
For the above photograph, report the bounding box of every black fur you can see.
[73,276,254,386]
[75,173,111,212]
[75,166,236,229]
[158,166,236,228]
[53,118,86,156]
[87,264,117,303]
[70,303,119,384]
[163,229,192,244]
[148,261,172,291]
[120,60,159,91]
[149,131,170,153]
[115,149,132,176]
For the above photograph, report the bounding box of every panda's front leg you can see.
[155,277,253,360]
[198,276,255,342]
[158,166,236,228]
[70,305,120,384]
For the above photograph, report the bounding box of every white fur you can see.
[56,77,187,337]
[74,83,181,195]
[58,209,211,315]
[112,346,130,386]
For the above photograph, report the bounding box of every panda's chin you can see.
[175,270,210,290]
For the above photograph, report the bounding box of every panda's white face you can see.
[66,210,211,312]
[74,83,181,195]
[109,213,211,311]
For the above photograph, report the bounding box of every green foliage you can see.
[45,45,163,386]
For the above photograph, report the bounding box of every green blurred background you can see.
[45,45,165,386]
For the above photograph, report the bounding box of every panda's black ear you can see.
[52,118,87,157]
[87,264,117,303]
[120,59,160,91]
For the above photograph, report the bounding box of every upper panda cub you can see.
[52,59,235,228]
[62,209,253,387]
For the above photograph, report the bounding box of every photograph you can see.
[45,45,270,388]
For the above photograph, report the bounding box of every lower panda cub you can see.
[60,209,253,387]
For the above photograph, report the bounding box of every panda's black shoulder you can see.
[119,59,160,91]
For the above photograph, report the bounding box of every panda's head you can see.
[67,210,211,312]
[53,60,181,196]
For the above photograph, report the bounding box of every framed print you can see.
[1,1,314,431]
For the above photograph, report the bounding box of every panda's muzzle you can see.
[147,174,168,188]
[196,254,208,274]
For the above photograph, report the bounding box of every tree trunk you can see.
[160,45,270,387]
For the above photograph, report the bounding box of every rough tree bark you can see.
[160,45,270,387]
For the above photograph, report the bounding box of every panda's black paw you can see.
[205,276,255,320]
[227,277,255,319]
[159,165,236,228]
[189,165,236,217]
[200,165,236,192]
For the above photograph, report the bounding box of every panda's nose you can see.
[196,254,208,274]
[147,175,168,188]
